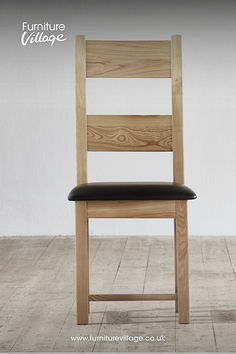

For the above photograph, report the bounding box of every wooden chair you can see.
[68,35,196,325]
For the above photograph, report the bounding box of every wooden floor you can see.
[0,236,236,352]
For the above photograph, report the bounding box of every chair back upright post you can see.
[75,35,87,185]
[75,35,89,325]
[171,36,189,324]
[171,35,184,184]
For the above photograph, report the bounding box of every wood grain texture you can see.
[75,201,89,324]
[176,200,189,324]
[75,35,87,184]
[72,35,190,327]
[87,115,172,151]
[86,40,171,78]
[87,200,176,218]
[171,35,184,183]
[75,36,89,325]
[89,294,176,301]
[1,236,229,352]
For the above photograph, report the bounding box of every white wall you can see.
[0,0,236,236]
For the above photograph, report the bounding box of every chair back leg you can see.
[174,219,178,313]
[176,200,190,324]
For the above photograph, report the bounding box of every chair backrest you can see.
[75,35,184,185]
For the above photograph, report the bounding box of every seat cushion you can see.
[68,182,196,201]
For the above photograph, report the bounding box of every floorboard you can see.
[0,236,235,352]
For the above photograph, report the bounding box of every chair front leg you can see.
[176,200,189,324]
[75,201,89,324]
[174,219,178,313]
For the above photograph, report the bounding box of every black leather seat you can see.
[68,182,196,201]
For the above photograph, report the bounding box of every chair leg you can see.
[75,201,89,325]
[87,218,90,313]
[174,219,178,313]
[176,200,189,324]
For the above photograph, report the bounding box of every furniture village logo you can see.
[21,22,67,46]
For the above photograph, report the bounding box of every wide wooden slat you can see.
[87,115,172,151]
[89,294,176,301]
[87,200,176,218]
[86,40,171,78]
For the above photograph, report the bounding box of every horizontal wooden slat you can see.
[89,294,176,301]
[87,115,172,151]
[86,40,171,78]
[87,200,176,218]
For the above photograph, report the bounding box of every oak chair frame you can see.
[74,35,189,324]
